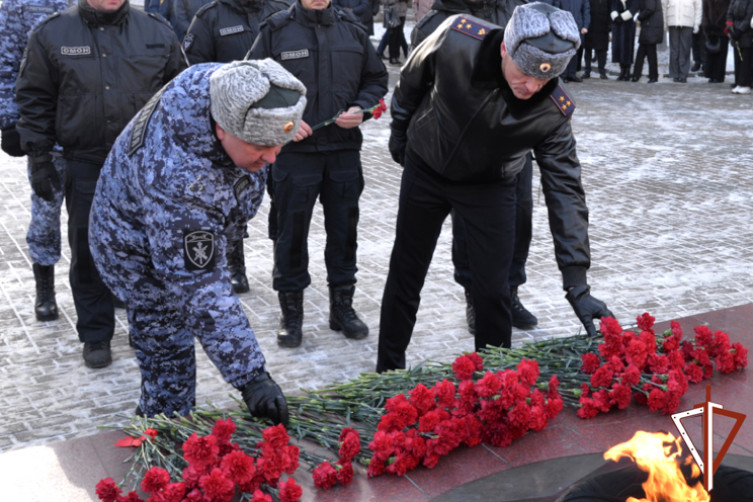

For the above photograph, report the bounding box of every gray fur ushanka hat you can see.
[209,59,307,146]
[503,2,581,80]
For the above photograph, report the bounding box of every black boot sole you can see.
[35,309,59,322]
[277,333,302,348]
[329,319,369,339]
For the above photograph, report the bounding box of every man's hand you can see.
[241,371,289,426]
[335,106,364,129]
[566,285,614,337]
[30,155,60,202]
[293,119,313,142]
[389,128,407,166]
[1,124,25,157]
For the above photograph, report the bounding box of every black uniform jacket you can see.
[183,0,291,64]
[247,1,388,153]
[392,14,591,287]
[15,0,186,163]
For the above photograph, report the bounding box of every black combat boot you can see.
[511,286,538,329]
[277,291,303,347]
[32,263,58,321]
[464,289,476,336]
[227,242,250,294]
[83,340,112,369]
[329,285,369,339]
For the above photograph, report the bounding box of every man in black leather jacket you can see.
[247,0,388,348]
[377,3,613,372]
[16,0,186,369]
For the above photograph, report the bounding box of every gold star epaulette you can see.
[450,16,492,40]
[550,84,575,118]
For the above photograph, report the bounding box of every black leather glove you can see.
[566,284,614,338]
[388,128,407,166]
[241,371,289,426]
[1,124,25,157]
[30,154,61,202]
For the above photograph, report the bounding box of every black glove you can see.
[241,371,289,426]
[566,284,614,338]
[1,124,25,157]
[30,154,61,202]
[388,128,407,166]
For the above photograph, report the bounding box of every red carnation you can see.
[313,461,338,489]
[452,354,477,380]
[161,482,187,502]
[220,450,256,485]
[251,489,273,502]
[199,468,235,502]
[647,388,668,412]
[474,370,503,398]
[182,433,219,468]
[590,364,614,388]
[620,364,641,386]
[600,316,623,337]
[732,342,748,369]
[141,466,170,493]
[409,383,436,416]
[694,325,713,348]
[431,379,456,409]
[261,424,290,449]
[278,478,302,502]
[95,477,121,502]
[517,358,539,386]
[580,353,601,374]
[144,428,158,439]
[338,427,361,462]
[636,312,655,333]
[211,418,236,444]
[609,384,632,409]
[119,492,142,502]
[336,461,355,485]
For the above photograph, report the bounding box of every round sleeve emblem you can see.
[283,121,294,133]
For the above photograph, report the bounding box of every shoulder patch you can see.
[450,16,492,40]
[233,175,252,201]
[550,84,575,117]
[128,87,165,155]
[184,230,216,271]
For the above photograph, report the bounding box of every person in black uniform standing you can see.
[247,0,388,348]
[183,0,291,294]
[16,0,186,368]
[378,3,613,372]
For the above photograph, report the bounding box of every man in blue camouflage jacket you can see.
[0,0,70,322]
[89,60,305,423]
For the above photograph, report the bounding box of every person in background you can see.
[89,59,302,423]
[631,0,663,81]
[610,0,639,80]
[172,0,213,40]
[557,0,591,82]
[663,0,702,82]
[413,0,434,22]
[690,18,707,70]
[247,0,388,348]
[725,0,753,93]
[0,0,70,323]
[386,0,410,63]
[411,0,522,47]
[15,0,186,369]
[183,0,291,294]
[583,0,611,77]
[378,3,613,372]
[334,0,374,33]
[701,0,730,83]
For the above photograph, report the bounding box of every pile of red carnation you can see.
[96,420,302,502]
[366,354,563,477]
[311,427,361,489]
[577,314,748,418]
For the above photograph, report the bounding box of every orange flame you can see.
[604,431,710,502]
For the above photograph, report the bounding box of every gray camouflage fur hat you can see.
[503,2,581,80]
[210,59,307,146]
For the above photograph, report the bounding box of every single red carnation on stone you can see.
[336,460,354,485]
[95,477,121,502]
[313,461,338,489]
[278,478,303,502]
